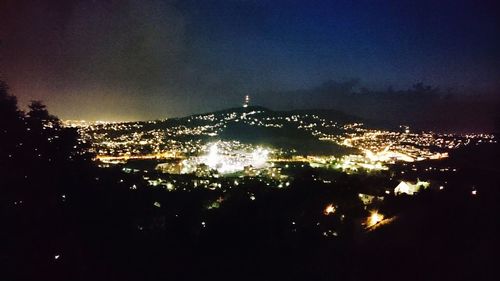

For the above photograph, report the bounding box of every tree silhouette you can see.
[0,80,26,205]
[0,80,96,280]
[26,100,60,128]
[0,80,24,161]
[0,80,88,215]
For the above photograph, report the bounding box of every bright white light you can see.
[206,143,219,168]
[364,149,415,163]
[251,148,269,167]
[199,142,270,174]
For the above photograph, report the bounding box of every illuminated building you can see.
[394,180,430,195]
[358,193,384,205]
[243,95,250,108]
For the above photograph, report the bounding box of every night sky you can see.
[1,0,499,121]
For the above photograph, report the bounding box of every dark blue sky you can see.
[184,0,499,90]
[1,0,499,120]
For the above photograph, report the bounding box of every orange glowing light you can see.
[367,210,383,227]
[324,204,336,215]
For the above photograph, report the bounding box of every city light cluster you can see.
[68,107,496,176]
[198,141,271,174]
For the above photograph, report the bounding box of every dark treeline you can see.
[257,80,500,133]
[0,79,92,279]
[1,79,499,280]
[0,81,90,213]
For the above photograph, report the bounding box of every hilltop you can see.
[99,105,363,156]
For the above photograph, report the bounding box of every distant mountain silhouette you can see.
[177,105,362,123]
[136,105,362,155]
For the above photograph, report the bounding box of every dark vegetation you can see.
[1,80,498,280]
[220,121,353,155]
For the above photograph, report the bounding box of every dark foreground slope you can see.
[5,144,498,281]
